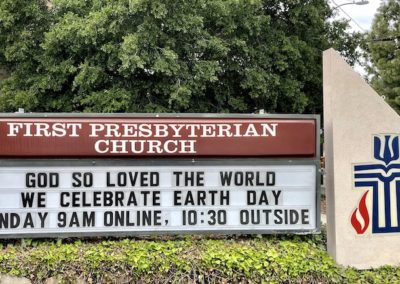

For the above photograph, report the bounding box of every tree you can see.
[367,0,400,113]
[0,0,361,114]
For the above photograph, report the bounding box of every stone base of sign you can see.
[0,275,31,284]
[324,48,400,268]
[0,276,88,284]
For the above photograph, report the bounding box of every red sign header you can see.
[0,116,317,158]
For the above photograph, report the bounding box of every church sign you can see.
[0,114,320,238]
[0,116,316,157]
[323,48,400,268]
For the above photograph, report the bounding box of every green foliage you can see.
[366,0,400,113]
[0,0,361,114]
[0,233,399,283]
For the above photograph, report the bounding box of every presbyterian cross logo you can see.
[351,135,400,234]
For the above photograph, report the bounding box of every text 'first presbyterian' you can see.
[6,122,278,154]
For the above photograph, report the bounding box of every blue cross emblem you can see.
[352,135,400,234]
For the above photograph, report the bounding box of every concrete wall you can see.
[324,48,400,269]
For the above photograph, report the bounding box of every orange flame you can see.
[351,191,370,234]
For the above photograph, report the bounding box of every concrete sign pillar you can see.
[323,48,400,268]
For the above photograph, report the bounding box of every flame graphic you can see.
[351,191,370,234]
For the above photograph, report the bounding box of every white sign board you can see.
[0,164,317,236]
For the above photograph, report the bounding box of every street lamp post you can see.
[333,0,369,9]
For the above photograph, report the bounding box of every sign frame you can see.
[0,113,320,238]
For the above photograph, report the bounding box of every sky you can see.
[330,0,381,32]
[329,0,382,74]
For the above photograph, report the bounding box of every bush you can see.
[0,231,399,283]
